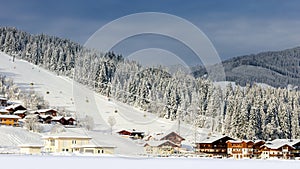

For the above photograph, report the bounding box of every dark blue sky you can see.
[1,0,300,61]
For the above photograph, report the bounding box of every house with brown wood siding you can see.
[144,140,179,156]
[260,140,295,159]
[195,135,234,157]
[227,140,254,159]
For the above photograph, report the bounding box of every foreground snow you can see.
[0,155,299,169]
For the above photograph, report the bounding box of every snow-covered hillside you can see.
[0,52,166,130]
[0,126,42,153]
[0,52,210,145]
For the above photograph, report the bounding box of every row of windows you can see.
[49,140,81,146]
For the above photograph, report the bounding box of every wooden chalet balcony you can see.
[199,148,227,153]
[292,150,300,153]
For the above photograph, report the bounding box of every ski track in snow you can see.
[0,52,206,137]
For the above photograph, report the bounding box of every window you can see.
[72,140,77,144]
[50,139,55,146]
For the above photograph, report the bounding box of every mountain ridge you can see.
[193,46,300,88]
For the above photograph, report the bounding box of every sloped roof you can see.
[197,135,235,144]
[14,110,27,114]
[39,115,52,119]
[35,108,57,113]
[0,109,9,113]
[0,97,7,100]
[42,128,91,139]
[52,116,64,121]
[144,140,178,147]
[76,139,116,148]
[159,131,185,141]
[254,140,265,144]
[5,104,26,110]
[64,117,75,121]
[18,144,44,148]
[265,139,300,148]
[0,115,21,119]
[227,140,253,144]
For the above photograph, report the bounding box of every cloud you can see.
[1,0,300,61]
[202,19,300,59]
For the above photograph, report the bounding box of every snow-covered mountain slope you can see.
[0,52,209,142]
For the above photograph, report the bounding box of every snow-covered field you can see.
[1,155,300,169]
[0,126,42,153]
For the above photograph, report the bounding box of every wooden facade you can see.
[144,140,179,156]
[260,144,294,159]
[0,97,7,106]
[253,140,265,158]
[0,115,20,126]
[291,141,300,158]
[117,129,145,139]
[227,140,254,159]
[0,109,9,115]
[160,132,185,145]
[38,115,52,124]
[6,104,26,113]
[35,109,57,116]
[195,136,234,157]
[14,110,27,119]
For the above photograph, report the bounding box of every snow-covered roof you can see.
[254,140,265,144]
[0,115,21,119]
[24,114,38,119]
[39,115,52,119]
[0,109,9,113]
[73,139,116,148]
[262,139,299,149]
[42,128,91,139]
[269,139,300,147]
[52,116,64,121]
[197,135,234,144]
[14,110,27,114]
[0,97,7,100]
[144,132,165,141]
[157,131,185,141]
[18,144,44,148]
[5,104,25,110]
[144,140,178,147]
[64,117,75,121]
[36,108,57,113]
[227,140,253,144]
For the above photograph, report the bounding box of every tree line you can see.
[1,27,300,140]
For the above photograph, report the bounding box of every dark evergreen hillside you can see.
[1,27,300,140]
[193,47,300,88]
